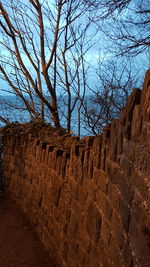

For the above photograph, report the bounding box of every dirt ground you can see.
[0,193,55,267]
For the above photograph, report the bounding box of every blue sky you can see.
[0,0,149,96]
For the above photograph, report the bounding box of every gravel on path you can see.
[0,193,55,267]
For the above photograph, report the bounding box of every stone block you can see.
[51,183,62,207]
[67,212,78,238]
[83,136,95,148]
[69,157,79,181]
[108,236,123,267]
[140,69,150,121]
[90,245,101,267]
[86,201,102,243]
[106,159,120,184]
[117,125,123,155]
[129,191,150,266]
[117,198,131,233]
[120,154,132,176]
[93,168,109,194]
[100,219,111,247]
[120,88,141,139]
[66,246,78,267]
[121,240,133,267]
[77,186,88,206]
[83,148,90,178]
[96,190,113,221]
[131,104,142,140]
[83,179,97,201]
[111,211,124,249]
[122,138,135,162]
[92,136,102,169]
[71,199,83,218]
[77,227,91,253]
[59,235,68,262]
[60,183,72,205]
[94,238,112,267]
[87,151,94,178]
[76,246,89,267]
[68,177,79,200]
[110,120,118,161]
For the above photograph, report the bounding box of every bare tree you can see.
[0,0,148,136]
[0,0,98,130]
[0,0,62,127]
[80,0,149,135]
[96,0,150,57]
[47,0,97,133]
[82,58,139,135]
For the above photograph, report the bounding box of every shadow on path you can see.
[0,193,55,267]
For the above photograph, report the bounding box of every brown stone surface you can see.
[0,194,55,267]
[1,70,150,266]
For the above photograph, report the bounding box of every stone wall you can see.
[2,70,150,266]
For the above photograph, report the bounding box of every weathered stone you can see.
[120,87,141,139]
[92,136,102,169]
[106,159,120,184]
[131,104,142,140]
[83,136,95,147]
[117,124,123,155]
[96,190,113,221]
[67,213,78,238]
[119,154,132,176]
[100,219,111,247]
[140,69,150,119]
[51,183,61,207]
[122,138,135,162]
[86,202,102,243]
[93,168,109,194]
[90,245,100,267]
[2,70,150,267]
[109,120,119,162]
[129,191,150,266]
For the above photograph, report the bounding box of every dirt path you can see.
[0,193,55,267]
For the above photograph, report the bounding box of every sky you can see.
[0,0,149,95]
[0,0,149,135]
